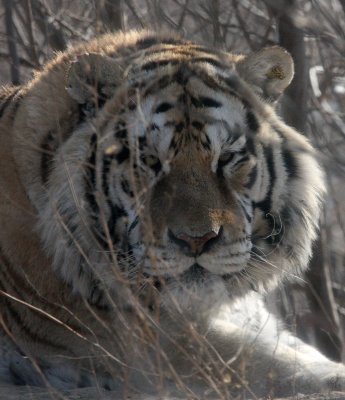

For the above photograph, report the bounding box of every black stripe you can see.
[40,131,55,186]
[143,75,175,97]
[138,136,147,151]
[282,148,298,179]
[114,120,127,139]
[115,128,127,139]
[239,199,252,223]
[136,36,185,50]
[190,57,223,68]
[128,216,139,234]
[189,69,240,98]
[136,36,160,49]
[88,146,126,247]
[103,158,128,234]
[173,68,189,85]
[191,120,204,130]
[175,122,184,133]
[156,74,174,90]
[215,74,244,98]
[84,135,128,249]
[255,146,276,214]
[106,203,127,245]
[155,102,173,113]
[246,165,257,189]
[246,110,260,132]
[189,45,224,56]
[121,179,133,197]
[144,48,201,58]
[202,133,211,149]
[190,95,222,108]
[245,135,256,155]
[141,59,180,72]
[216,159,228,178]
[115,145,130,164]
[150,123,159,131]
[85,134,98,215]
[102,156,112,197]
[232,154,250,169]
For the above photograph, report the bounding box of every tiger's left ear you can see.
[237,47,294,102]
[66,53,121,105]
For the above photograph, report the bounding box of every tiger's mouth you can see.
[143,262,239,288]
[178,263,236,282]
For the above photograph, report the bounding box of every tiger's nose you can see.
[168,229,221,256]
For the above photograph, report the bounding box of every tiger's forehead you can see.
[127,41,240,78]
[99,53,254,163]
[125,62,247,149]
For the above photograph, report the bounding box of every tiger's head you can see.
[34,33,325,312]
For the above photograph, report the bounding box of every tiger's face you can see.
[88,59,276,309]
[38,34,323,311]
[117,77,254,283]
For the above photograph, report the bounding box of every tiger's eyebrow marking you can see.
[191,121,204,130]
[190,95,222,108]
[155,102,174,113]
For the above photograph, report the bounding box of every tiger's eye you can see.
[141,154,162,174]
[145,155,160,167]
[218,151,235,165]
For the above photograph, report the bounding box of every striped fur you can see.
[0,31,344,397]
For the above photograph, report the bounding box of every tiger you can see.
[0,30,345,398]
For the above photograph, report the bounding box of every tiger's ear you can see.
[237,47,294,102]
[66,53,121,105]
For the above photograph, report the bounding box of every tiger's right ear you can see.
[236,47,294,102]
[66,53,121,105]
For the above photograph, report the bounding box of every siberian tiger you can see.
[0,30,344,398]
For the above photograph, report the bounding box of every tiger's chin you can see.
[141,264,234,316]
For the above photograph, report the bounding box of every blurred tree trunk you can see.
[304,229,344,361]
[339,0,345,14]
[277,6,307,132]
[3,0,20,85]
[266,0,344,362]
[31,0,66,51]
[99,0,123,32]
[21,0,40,68]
